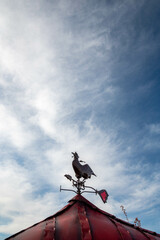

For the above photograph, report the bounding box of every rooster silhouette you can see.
[72,152,96,179]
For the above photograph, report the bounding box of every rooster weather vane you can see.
[60,152,109,203]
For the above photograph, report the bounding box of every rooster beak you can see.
[80,160,85,163]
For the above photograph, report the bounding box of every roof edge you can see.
[5,194,160,239]
[69,194,160,237]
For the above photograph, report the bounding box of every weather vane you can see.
[60,152,109,203]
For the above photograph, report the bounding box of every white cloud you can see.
[0,104,33,149]
[0,0,160,236]
[0,159,63,234]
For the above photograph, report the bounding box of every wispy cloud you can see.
[148,123,160,135]
[0,0,160,237]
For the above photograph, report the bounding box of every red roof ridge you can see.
[69,194,160,237]
[69,194,114,217]
[5,194,160,239]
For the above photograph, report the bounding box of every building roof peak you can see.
[6,193,160,240]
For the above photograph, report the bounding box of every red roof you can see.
[6,194,160,240]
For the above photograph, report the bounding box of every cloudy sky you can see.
[0,0,160,239]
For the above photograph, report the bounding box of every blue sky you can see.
[0,0,160,239]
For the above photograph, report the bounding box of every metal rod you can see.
[81,190,97,194]
[85,185,97,193]
[60,186,77,194]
